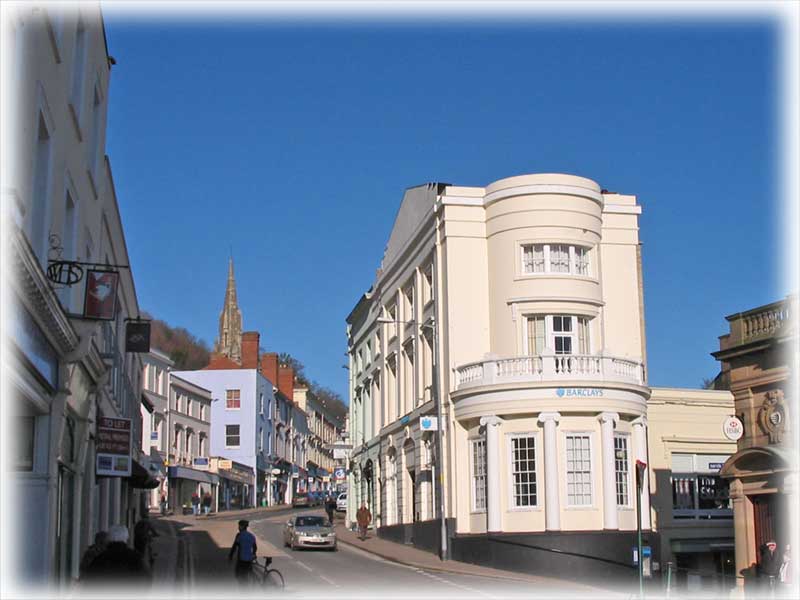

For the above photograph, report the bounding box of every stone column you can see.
[538,412,561,531]
[631,416,651,529]
[479,415,504,533]
[729,478,748,594]
[598,412,620,530]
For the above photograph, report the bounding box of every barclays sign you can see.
[556,388,604,398]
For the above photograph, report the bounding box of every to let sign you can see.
[96,417,132,477]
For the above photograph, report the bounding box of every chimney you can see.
[278,364,294,402]
[241,331,260,369]
[261,353,279,386]
[294,381,309,412]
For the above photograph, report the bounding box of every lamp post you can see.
[635,459,647,599]
[377,315,447,560]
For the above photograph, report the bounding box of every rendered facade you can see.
[347,173,652,578]
[2,2,148,587]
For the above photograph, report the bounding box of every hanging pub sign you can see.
[83,270,119,320]
[125,320,151,353]
[96,416,132,477]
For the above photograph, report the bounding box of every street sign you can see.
[193,457,209,470]
[420,416,438,431]
[96,416,132,477]
[333,448,348,460]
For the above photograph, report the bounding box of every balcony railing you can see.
[454,353,646,390]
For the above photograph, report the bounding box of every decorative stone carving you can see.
[758,389,787,444]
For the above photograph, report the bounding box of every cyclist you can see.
[228,519,258,585]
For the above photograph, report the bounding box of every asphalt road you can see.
[180,507,578,599]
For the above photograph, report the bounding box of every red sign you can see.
[83,270,119,320]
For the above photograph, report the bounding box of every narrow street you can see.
[149,508,600,598]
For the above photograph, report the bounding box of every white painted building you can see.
[2,2,148,589]
[173,365,273,509]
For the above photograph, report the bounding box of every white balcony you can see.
[454,353,646,390]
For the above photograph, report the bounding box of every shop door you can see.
[752,494,777,556]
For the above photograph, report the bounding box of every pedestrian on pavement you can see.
[759,540,781,591]
[191,492,201,516]
[160,494,167,516]
[228,519,258,585]
[356,503,372,541]
[325,494,336,525]
[202,491,213,515]
[133,517,159,568]
[81,524,149,585]
[79,531,109,578]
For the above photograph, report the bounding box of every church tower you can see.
[214,257,243,363]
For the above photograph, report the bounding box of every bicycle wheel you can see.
[263,568,284,589]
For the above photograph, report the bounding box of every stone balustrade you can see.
[454,353,646,389]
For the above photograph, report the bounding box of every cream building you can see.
[347,174,654,579]
[2,2,147,588]
[647,387,737,594]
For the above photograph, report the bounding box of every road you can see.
[173,506,572,598]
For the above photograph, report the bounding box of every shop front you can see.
[272,460,291,505]
[167,465,219,514]
[209,458,254,511]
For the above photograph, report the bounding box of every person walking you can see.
[780,544,791,585]
[81,524,149,585]
[325,494,336,525]
[759,540,781,592]
[356,503,372,541]
[79,531,108,578]
[202,491,213,515]
[191,492,201,516]
[159,493,167,516]
[228,519,258,585]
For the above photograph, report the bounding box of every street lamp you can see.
[377,315,447,561]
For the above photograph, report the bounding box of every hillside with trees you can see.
[144,313,211,370]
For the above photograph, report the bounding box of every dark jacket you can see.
[81,542,149,583]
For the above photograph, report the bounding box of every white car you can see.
[336,492,347,513]
[283,515,337,551]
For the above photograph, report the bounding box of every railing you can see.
[454,353,646,389]
[742,304,791,341]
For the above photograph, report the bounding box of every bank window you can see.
[521,243,591,277]
[671,453,732,519]
[226,389,240,410]
[226,425,240,448]
[471,439,487,512]
[525,315,591,355]
[565,434,592,506]
[510,435,538,508]
[614,435,630,506]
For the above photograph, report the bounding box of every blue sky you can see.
[102,10,788,401]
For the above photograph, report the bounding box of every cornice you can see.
[8,227,78,355]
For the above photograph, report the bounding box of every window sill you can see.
[514,273,597,283]
[507,506,542,513]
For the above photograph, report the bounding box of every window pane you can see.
[511,436,537,507]
[566,434,592,506]
[550,245,570,273]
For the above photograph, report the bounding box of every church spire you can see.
[214,257,243,363]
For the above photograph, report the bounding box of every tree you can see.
[144,312,211,370]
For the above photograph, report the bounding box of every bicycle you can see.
[248,556,284,590]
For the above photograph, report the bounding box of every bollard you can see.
[665,562,672,598]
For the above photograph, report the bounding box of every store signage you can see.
[218,459,233,470]
[333,448,348,460]
[556,388,604,398]
[334,467,346,480]
[400,415,411,425]
[723,416,744,441]
[193,457,209,470]
[271,468,281,475]
[96,417,132,477]
[420,416,438,431]
[708,462,724,471]
[125,321,151,353]
[83,270,119,320]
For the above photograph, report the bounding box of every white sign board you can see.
[217,459,233,470]
[333,448,348,460]
[96,417,132,477]
[419,416,438,431]
[723,416,744,441]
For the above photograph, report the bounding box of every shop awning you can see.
[130,459,160,489]
[168,465,220,485]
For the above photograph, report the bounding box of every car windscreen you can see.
[296,516,326,527]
